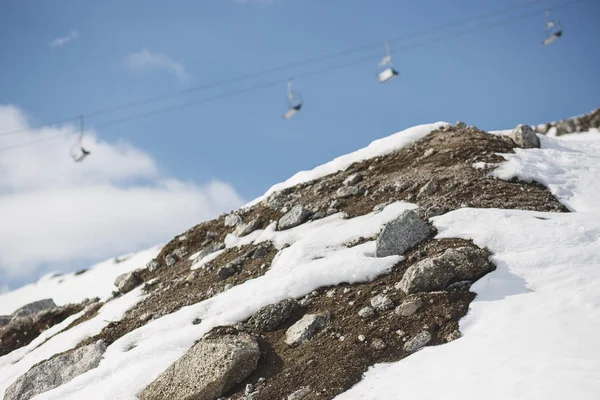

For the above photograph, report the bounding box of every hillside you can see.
[0,108,599,400]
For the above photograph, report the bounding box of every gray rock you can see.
[139,333,260,400]
[336,186,359,199]
[403,331,431,353]
[225,213,242,227]
[147,260,159,272]
[5,340,106,400]
[509,124,540,148]
[370,294,394,311]
[455,121,467,129]
[218,261,242,280]
[11,299,57,318]
[250,299,299,332]
[445,330,461,342]
[174,247,188,258]
[186,271,199,282]
[358,307,375,318]
[395,297,423,317]
[278,205,312,231]
[267,190,291,210]
[423,148,436,158]
[371,338,386,350]
[311,211,326,221]
[0,315,12,328]
[115,270,142,294]
[555,119,577,135]
[165,253,178,267]
[418,180,438,197]
[192,317,202,325]
[425,205,448,218]
[344,173,363,186]
[446,280,472,292]
[285,313,330,347]
[234,219,260,237]
[287,386,312,400]
[375,210,433,258]
[398,246,492,294]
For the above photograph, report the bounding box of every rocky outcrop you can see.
[11,299,56,318]
[114,270,143,294]
[249,299,299,332]
[5,340,106,400]
[285,313,330,347]
[509,124,540,149]
[375,210,433,257]
[139,332,260,400]
[397,246,492,294]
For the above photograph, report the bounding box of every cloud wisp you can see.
[48,30,79,49]
[125,48,190,82]
[0,105,244,285]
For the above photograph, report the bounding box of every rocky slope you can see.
[0,107,598,400]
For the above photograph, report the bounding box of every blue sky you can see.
[0,0,598,289]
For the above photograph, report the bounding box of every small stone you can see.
[147,260,159,272]
[326,208,339,216]
[278,204,312,231]
[403,331,431,353]
[336,186,359,199]
[186,271,199,282]
[509,124,540,148]
[245,383,254,396]
[358,307,375,318]
[339,336,345,342]
[418,180,438,197]
[174,247,188,258]
[192,317,202,325]
[287,386,312,400]
[139,312,152,322]
[370,294,394,311]
[115,271,142,294]
[396,330,406,337]
[375,210,432,257]
[225,214,242,227]
[446,330,461,342]
[326,289,336,298]
[455,121,467,129]
[234,219,261,237]
[423,148,435,158]
[223,283,233,291]
[343,173,363,186]
[217,262,242,280]
[165,254,177,267]
[285,313,330,347]
[250,299,299,332]
[372,202,389,213]
[343,288,351,294]
[311,211,326,221]
[371,338,386,350]
[395,297,423,317]
[358,335,366,342]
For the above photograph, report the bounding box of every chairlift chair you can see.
[377,41,399,83]
[70,116,91,163]
[283,80,303,120]
[543,9,563,45]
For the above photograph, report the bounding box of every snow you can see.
[0,287,144,397]
[0,245,161,315]
[190,249,225,270]
[244,122,449,207]
[336,131,600,400]
[28,201,416,400]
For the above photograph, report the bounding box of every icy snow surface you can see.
[19,202,416,399]
[0,245,161,314]
[336,131,600,400]
[245,122,448,207]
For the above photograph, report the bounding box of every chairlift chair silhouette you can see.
[70,116,91,163]
[377,40,399,83]
[542,9,563,45]
[283,80,303,120]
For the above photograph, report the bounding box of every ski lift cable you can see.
[0,0,585,154]
[0,0,559,138]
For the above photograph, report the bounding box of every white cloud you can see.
[124,48,190,82]
[0,105,244,282]
[48,30,79,49]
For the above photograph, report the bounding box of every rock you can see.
[287,386,312,400]
[5,340,106,400]
[147,260,159,272]
[423,148,436,158]
[555,119,577,135]
[336,186,359,199]
[285,313,330,347]
[139,333,260,400]
[174,247,188,258]
[267,190,291,210]
[445,330,461,342]
[234,219,260,237]
[370,294,394,311]
[371,338,386,350]
[11,299,57,318]
[0,315,11,328]
[165,253,177,267]
[193,243,225,263]
[311,211,326,221]
[418,180,438,197]
[537,123,551,135]
[509,124,540,148]
[139,312,152,322]
[358,307,375,318]
[398,246,491,294]
[250,299,299,332]
[192,317,202,325]
[218,261,242,280]
[186,271,199,282]
[455,121,467,129]
[278,205,312,231]
[225,213,242,227]
[114,270,142,294]
[375,210,433,257]
[446,280,472,292]
[425,205,448,218]
[344,173,363,186]
[395,297,423,317]
[403,331,431,353]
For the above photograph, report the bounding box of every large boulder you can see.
[250,299,299,332]
[5,340,106,400]
[375,210,433,257]
[278,205,312,231]
[139,333,260,400]
[509,124,540,148]
[114,270,142,294]
[398,246,492,294]
[285,313,330,347]
[11,299,57,318]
